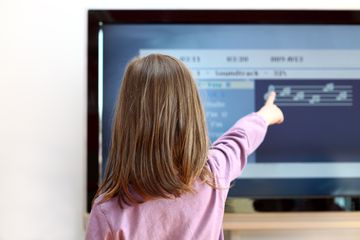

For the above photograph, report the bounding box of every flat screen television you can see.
[87,10,360,211]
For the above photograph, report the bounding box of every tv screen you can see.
[87,10,360,210]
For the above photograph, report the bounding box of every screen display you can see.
[99,24,360,197]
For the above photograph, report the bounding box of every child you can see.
[85,54,284,240]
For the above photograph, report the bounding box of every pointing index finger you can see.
[266,91,276,105]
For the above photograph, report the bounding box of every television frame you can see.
[87,10,360,211]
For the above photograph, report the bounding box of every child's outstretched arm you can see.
[207,91,284,184]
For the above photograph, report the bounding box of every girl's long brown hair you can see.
[95,54,213,207]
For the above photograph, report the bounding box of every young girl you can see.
[86,54,283,240]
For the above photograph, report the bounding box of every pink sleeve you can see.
[207,112,268,184]
[85,203,113,240]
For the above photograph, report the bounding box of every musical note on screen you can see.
[336,91,348,101]
[323,83,335,92]
[280,86,291,97]
[264,82,353,107]
[293,91,305,101]
[309,94,320,104]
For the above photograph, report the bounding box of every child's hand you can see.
[256,91,284,126]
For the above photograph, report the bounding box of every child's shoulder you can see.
[92,194,120,214]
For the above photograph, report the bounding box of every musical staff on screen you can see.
[264,82,353,106]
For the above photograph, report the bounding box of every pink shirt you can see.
[85,113,268,240]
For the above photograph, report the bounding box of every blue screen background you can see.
[101,24,360,197]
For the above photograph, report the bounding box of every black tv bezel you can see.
[87,10,360,211]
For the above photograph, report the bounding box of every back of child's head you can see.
[96,54,213,206]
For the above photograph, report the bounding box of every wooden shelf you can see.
[223,212,360,230]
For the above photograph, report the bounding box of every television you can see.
[87,10,360,211]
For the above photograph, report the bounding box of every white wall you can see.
[0,0,359,239]
[0,1,87,239]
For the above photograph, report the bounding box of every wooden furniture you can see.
[223,212,360,240]
[224,212,360,230]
